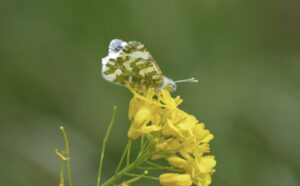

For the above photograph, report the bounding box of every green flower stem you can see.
[126,139,132,165]
[97,106,117,186]
[102,161,139,186]
[125,173,159,181]
[122,173,145,185]
[59,158,65,186]
[59,126,72,186]
[140,136,144,151]
[136,136,152,158]
[145,160,166,168]
[102,143,154,186]
[137,166,183,172]
[115,140,130,174]
[145,161,184,173]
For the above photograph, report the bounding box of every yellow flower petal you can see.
[127,125,143,139]
[160,89,178,108]
[159,173,193,186]
[132,108,151,127]
[196,156,216,173]
[167,155,188,169]
[140,125,161,133]
[162,119,184,137]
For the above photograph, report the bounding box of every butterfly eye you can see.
[114,45,123,52]
[109,39,125,53]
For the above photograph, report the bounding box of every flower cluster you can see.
[128,88,216,186]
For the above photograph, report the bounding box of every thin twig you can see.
[140,136,144,151]
[115,140,130,174]
[137,166,183,172]
[59,126,72,186]
[126,140,132,165]
[145,160,181,172]
[59,159,65,186]
[125,173,159,181]
[96,106,117,186]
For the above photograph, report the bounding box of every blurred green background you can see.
[1,0,299,185]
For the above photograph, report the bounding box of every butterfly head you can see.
[108,39,127,53]
[160,77,198,92]
[161,76,177,92]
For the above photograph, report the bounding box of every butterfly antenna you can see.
[175,78,198,83]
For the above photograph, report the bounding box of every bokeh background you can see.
[1,0,299,185]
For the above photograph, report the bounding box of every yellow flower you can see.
[159,173,193,186]
[184,155,216,186]
[127,87,216,185]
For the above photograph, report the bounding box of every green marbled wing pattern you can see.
[102,40,164,90]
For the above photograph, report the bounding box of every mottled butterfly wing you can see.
[102,39,164,90]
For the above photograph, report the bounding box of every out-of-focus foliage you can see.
[0,0,299,186]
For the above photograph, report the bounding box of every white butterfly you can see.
[102,39,197,92]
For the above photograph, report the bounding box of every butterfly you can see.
[101,39,197,92]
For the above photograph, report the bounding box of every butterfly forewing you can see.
[102,40,164,90]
